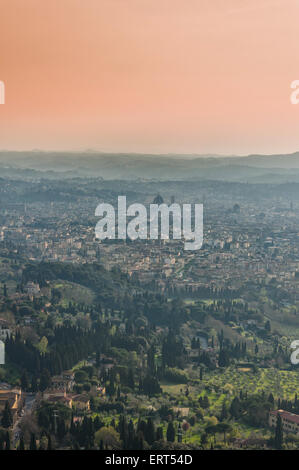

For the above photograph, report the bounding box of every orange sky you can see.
[1,0,299,154]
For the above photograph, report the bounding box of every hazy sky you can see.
[1,0,299,154]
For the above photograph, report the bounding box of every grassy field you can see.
[53,280,96,306]
[201,367,299,406]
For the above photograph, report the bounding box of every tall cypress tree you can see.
[30,433,37,450]
[166,422,175,442]
[1,401,13,428]
[47,435,52,450]
[5,431,10,450]
[21,371,30,392]
[19,437,25,450]
[145,418,155,445]
[156,426,163,441]
[220,402,228,421]
[39,369,51,392]
[274,413,283,450]
[31,375,38,393]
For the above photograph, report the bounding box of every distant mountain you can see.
[1,150,299,181]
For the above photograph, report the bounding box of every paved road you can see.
[12,393,36,448]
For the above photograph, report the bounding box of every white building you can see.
[24,282,40,296]
[0,327,11,341]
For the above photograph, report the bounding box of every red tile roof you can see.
[270,410,299,425]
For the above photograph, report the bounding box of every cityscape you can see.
[1,0,299,457]
[0,155,299,450]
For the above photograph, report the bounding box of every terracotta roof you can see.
[47,395,72,405]
[270,410,299,425]
[72,394,90,403]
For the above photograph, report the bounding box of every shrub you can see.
[164,368,188,384]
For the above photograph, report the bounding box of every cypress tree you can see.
[47,434,52,450]
[156,426,163,441]
[1,401,13,428]
[145,418,155,445]
[220,402,228,421]
[274,413,283,450]
[30,433,37,450]
[5,431,10,450]
[39,369,51,392]
[19,436,25,450]
[31,375,38,393]
[21,371,30,391]
[166,422,175,442]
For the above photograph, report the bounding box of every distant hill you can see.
[1,150,299,182]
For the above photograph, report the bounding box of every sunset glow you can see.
[1,0,299,154]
